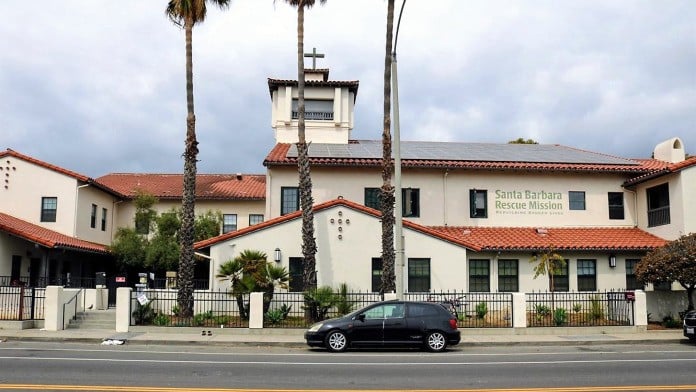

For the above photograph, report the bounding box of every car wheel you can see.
[325,330,348,352]
[425,331,447,352]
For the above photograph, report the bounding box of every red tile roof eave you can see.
[264,159,655,173]
[0,220,109,255]
[624,157,696,186]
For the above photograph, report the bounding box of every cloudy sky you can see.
[1,1,694,178]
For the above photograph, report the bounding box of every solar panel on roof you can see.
[286,140,638,165]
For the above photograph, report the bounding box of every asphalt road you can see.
[0,341,694,391]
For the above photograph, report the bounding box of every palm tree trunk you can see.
[177,17,198,318]
[296,5,317,292]
[380,0,396,294]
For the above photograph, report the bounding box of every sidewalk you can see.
[0,326,687,348]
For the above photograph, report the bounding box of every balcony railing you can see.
[291,111,333,121]
[648,206,670,227]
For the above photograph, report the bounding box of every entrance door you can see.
[11,255,22,284]
[29,258,40,287]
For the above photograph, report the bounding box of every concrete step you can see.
[67,310,116,330]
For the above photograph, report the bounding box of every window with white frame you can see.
[222,214,237,234]
[249,214,264,226]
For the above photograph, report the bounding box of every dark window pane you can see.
[647,183,670,227]
[498,259,518,292]
[402,188,420,217]
[289,257,304,292]
[608,192,625,220]
[625,259,643,290]
[281,187,299,215]
[469,259,490,292]
[408,258,430,292]
[569,191,586,210]
[364,188,380,210]
[470,189,488,218]
[552,261,569,292]
[577,259,596,291]
[90,204,97,228]
[371,258,382,293]
[41,197,57,222]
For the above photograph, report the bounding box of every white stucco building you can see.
[1,65,694,318]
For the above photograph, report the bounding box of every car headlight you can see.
[307,323,324,332]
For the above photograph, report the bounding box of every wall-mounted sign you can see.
[115,276,126,283]
[494,190,564,216]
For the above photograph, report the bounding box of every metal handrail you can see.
[61,289,83,330]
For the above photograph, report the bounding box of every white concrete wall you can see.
[209,203,470,292]
[267,166,638,228]
[74,185,120,245]
[1,156,79,236]
[271,85,355,144]
[635,173,684,240]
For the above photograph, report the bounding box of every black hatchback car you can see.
[304,300,460,352]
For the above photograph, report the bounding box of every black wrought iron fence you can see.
[265,291,383,328]
[525,290,635,327]
[405,291,514,328]
[129,289,248,328]
[0,286,45,320]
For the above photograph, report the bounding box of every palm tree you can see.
[166,0,231,318]
[276,0,326,292]
[216,250,289,318]
[380,0,396,294]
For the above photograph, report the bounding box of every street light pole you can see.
[392,0,406,299]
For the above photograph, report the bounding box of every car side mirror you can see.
[357,314,365,322]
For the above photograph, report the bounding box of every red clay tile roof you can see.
[263,142,669,174]
[267,78,359,98]
[428,226,667,251]
[96,173,266,200]
[195,198,480,250]
[624,156,696,186]
[0,213,108,254]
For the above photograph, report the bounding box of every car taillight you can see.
[449,319,458,329]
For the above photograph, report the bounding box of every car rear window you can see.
[408,303,440,317]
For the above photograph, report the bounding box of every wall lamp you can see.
[274,248,282,263]
[609,254,617,268]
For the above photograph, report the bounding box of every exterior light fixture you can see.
[609,254,617,268]
[274,248,282,263]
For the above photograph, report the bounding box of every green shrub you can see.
[572,303,582,313]
[662,314,680,328]
[193,310,214,327]
[279,304,292,319]
[335,283,354,316]
[535,304,551,316]
[132,302,155,325]
[553,307,568,326]
[589,296,604,321]
[265,309,286,325]
[475,302,488,319]
[153,313,170,326]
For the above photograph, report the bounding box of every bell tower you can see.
[268,49,359,144]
